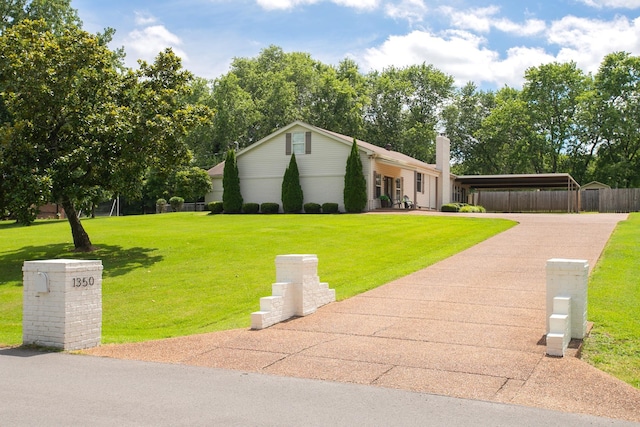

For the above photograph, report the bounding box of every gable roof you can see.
[208,121,440,176]
[581,181,611,190]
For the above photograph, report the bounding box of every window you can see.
[286,131,312,155]
[292,132,305,154]
[395,178,402,202]
[375,172,381,198]
[417,173,423,193]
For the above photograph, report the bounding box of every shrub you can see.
[343,138,367,213]
[281,153,303,213]
[242,203,260,214]
[441,203,466,212]
[459,205,486,213]
[156,198,167,214]
[222,149,243,213]
[304,203,321,214]
[260,202,280,214]
[206,201,223,214]
[322,203,339,214]
[169,196,184,212]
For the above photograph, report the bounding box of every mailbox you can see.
[34,271,49,293]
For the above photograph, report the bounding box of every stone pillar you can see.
[23,259,103,350]
[546,258,588,339]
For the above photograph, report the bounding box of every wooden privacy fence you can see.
[475,188,640,213]
[593,188,640,213]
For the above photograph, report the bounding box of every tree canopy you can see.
[189,45,640,188]
[0,20,211,250]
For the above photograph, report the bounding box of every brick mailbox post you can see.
[23,259,103,350]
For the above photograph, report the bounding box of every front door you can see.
[384,176,393,199]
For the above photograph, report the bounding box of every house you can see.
[581,181,611,191]
[205,121,461,212]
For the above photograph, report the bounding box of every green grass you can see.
[0,213,514,345]
[582,212,640,389]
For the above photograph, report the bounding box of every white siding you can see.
[204,178,223,203]
[235,125,354,212]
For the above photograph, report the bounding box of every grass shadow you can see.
[0,243,163,286]
[0,220,68,230]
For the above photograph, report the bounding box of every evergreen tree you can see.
[343,139,367,213]
[281,153,303,213]
[222,149,243,213]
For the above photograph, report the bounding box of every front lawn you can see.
[0,213,513,345]
[582,212,640,389]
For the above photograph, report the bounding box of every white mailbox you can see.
[34,271,49,293]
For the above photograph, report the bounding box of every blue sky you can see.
[74,0,640,89]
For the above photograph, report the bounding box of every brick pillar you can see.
[23,259,103,350]
[546,258,589,339]
[251,254,335,330]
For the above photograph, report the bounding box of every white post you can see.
[23,259,103,350]
[436,135,451,207]
[546,258,589,339]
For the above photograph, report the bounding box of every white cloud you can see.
[360,8,640,89]
[362,30,504,85]
[255,0,378,10]
[547,15,640,73]
[440,6,499,33]
[440,6,546,36]
[578,0,640,8]
[125,25,189,64]
[493,18,546,36]
[334,0,379,9]
[256,0,318,10]
[134,11,157,26]
[385,0,428,23]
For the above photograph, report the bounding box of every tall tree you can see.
[474,87,542,174]
[310,58,367,137]
[522,61,587,173]
[592,52,640,187]
[343,139,367,213]
[0,0,80,34]
[364,64,454,162]
[441,82,496,174]
[222,149,243,213]
[0,20,210,250]
[171,167,212,202]
[281,153,303,213]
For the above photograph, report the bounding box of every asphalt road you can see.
[1,347,637,426]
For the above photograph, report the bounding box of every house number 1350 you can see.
[72,277,95,288]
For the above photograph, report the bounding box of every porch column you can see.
[436,135,451,207]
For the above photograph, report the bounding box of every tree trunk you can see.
[61,199,95,252]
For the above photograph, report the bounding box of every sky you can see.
[73,0,640,89]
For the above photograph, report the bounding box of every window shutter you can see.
[305,132,312,154]
[285,133,292,155]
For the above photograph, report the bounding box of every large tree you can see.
[441,82,496,174]
[592,52,640,188]
[522,61,588,173]
[0,20,210,250]
[0,0,80,34]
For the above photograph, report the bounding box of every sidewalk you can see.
[85,213,640,423]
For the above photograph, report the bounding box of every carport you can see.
[455,173,581,213]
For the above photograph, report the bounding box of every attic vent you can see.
[385,144,392,151]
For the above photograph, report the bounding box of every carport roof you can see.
[455,173,580,190]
